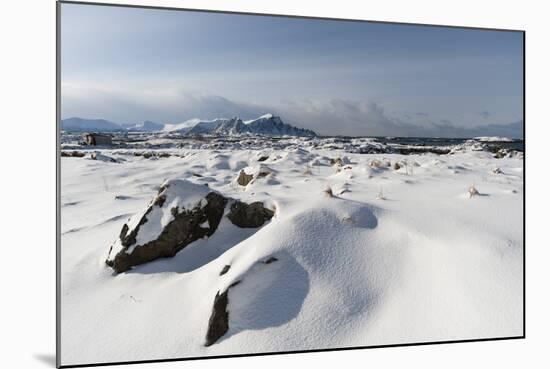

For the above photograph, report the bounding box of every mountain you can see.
[177,114,317,137]
[187,119,232,135]
[61,117,125,132]
[61,114,317,137]
[244,114,317,137]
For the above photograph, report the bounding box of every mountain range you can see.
[61,114,317,137]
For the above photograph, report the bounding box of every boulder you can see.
[236,165,273,186]
[227,201,275,228]
[106,180,227,273]
[237,170,254,186]
[219,265,231,276]
[204,289,230,347]
[204,280,241,347]
[106,179,275,273]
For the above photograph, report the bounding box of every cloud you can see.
[61,81,268,124]
[61,82,523,138]
[276,99,522,138]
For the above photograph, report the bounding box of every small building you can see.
[84,133,112,146]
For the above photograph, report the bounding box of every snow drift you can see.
[60,141,523,365]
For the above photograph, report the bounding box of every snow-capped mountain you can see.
[243,114,317,137]
[174,114,317,137]
[61,114,317,137]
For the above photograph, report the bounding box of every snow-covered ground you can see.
[60,139,523,366]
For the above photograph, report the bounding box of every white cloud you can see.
[61,81,523,138]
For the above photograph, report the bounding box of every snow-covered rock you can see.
[106,180,227,273]
[106,179,274,273]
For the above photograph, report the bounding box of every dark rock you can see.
[205,290,230,347]
[219,265,231,276]
[263,256,278,264]
[258,155,269,162]
[204,279,243,346]
[393,162,401,170]
[106,184,228,273]
[106,180,275,273]
[61,151,85,158]
[227,201,274,228]
[257,170,270,178]
[229,280,241,288]
[114,195,131,200]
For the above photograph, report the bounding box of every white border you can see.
[2,1,548,368]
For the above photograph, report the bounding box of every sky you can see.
[61,3,524,137]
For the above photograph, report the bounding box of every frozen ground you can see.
[60,137,523,366]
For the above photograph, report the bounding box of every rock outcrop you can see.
[106,179,274,273]
[237,170,254,186]
[227,201,275,228]
[204,288,231,347]
[236,165,274,187]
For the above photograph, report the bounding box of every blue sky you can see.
[61,3,524,137]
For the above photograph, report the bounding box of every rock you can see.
[393,162,401,170]
[106,180,228,273]
[61,151,85,158]
[219,265,231,276]
[90,152,119,163]
[204,280,242,347]
[106,180,275,273]
[227,201,274,228]
[257,170,270,178]
[263,256,278,264]
[257,155,269,162]
[204,289,230,347]
[237,170,254,186]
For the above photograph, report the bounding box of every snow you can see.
[162,118,203,132]
[244,113,274,124]
[474,136,515,142]
[60,138,523,366]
